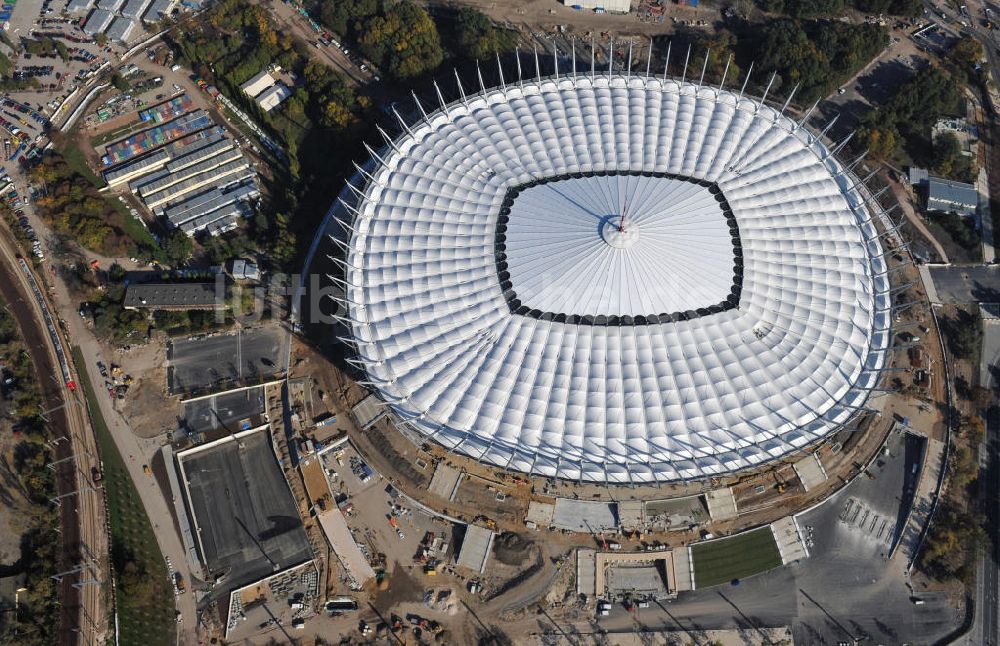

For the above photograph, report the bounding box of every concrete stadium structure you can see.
[324,54,897,484]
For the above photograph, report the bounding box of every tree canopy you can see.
[453,7,516,60]
[750,19,887,102]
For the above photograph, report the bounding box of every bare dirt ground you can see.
[116,333,179,439]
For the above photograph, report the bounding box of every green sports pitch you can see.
[691,526,783,589]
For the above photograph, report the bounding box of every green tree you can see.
[454,7,516,60]
[110,72,130,93]
[162,229,193,266]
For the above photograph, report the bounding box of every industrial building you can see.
[83,8,114,36]
[100,100,258,236]
[105,16,135,42]
[142,0,175,22]
[96,0,124,11]
[255,82,292,112]
[123,282,222,310]
[240,70,276,98]
[120,0,151,17]
[67,0,94,12]
[562,0,632,11]
[927,176,978,216]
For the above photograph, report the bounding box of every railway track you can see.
[0,239,106,644]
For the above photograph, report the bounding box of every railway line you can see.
[0,234,106,644]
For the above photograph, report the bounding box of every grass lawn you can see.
[72,347,175,646]
[62,126,104,186]
[691,526,783,589]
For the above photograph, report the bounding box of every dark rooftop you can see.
[123,282,223,309]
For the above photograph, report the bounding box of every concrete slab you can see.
[182,385,265,434]
[427,462,463,501]
[525,500,555,528]
[316,507,377,586]
[771,516,808,564]
[704,487,738,521]
[927,265,1000,303]
[351,392,385,430]
[576,548,597,596]
[644,495,708,530]
[791,453,828,492]
[673,547,693,592]
[618,500,644,530]
[552,499,619,532]
[456,524,494,573]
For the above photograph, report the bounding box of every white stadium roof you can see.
[333,72,893,483]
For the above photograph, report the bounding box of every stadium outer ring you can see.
[321,71,896,485]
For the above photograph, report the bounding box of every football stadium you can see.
[326,67,894,484]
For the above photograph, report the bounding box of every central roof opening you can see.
[496,172,742,322]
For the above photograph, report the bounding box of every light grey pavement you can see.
[927,265,1000,303]
[578,427,957,645]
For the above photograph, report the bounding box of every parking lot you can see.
[928,265,1000,303]
[167,326,287,395]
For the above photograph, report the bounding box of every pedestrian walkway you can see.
[895,437,945,563]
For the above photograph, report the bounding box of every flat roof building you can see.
[67,0,94,12]
[256,82,291,112]
[456,524,494,573]
[927,176,978,216]
[562,0,631,11]
[124,282,223,310]
[240,70,275,98]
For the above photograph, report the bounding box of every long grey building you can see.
[106,16,136,42]
[67,0,94,12]
[120,0,151,18]
[927,176,978,217]
[83,8,114,36]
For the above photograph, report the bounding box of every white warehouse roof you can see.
[241,70,275,98]
[334,74,892,484]
[256,82,292,112]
